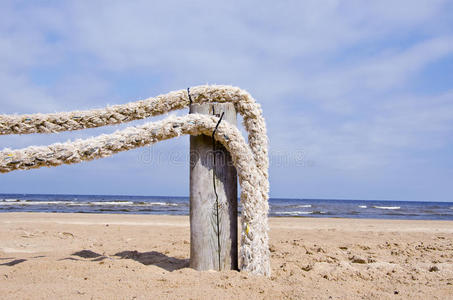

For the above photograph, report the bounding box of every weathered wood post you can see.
[189,103,238,271]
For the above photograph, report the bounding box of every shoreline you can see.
[2,211,453,226]
[1,213,452,299]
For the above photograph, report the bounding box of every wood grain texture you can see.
[189,103,238,271]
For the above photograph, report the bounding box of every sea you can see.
[0,193,452,220]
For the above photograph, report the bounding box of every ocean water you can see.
[0,194,452,220]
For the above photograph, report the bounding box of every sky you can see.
[1,1,453,201]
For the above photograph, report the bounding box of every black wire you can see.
[212,112,225,138]
[187,87,192,105]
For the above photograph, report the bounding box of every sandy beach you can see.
[0,213,452,299]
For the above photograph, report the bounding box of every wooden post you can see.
[189,103,238,271]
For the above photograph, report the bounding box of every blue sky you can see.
[1,1,452,201]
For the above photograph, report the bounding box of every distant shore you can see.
[1,213,452,299]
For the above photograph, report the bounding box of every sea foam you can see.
[372,206,400,210]
[279,211,313,215]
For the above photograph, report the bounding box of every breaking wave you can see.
[372,206,400,210]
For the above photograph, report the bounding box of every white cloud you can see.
[0,72,58,113]
[296,36,453,110]
[271,90,453,171]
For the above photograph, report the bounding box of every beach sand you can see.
[0,213,452,299]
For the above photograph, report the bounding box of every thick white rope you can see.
[0,85,270,276]
[0,85,268,178]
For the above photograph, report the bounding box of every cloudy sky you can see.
[1,1,452,201]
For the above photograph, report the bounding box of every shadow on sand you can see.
[0,259,27,266]
[67,249,189,272]
[114,250,189,272]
